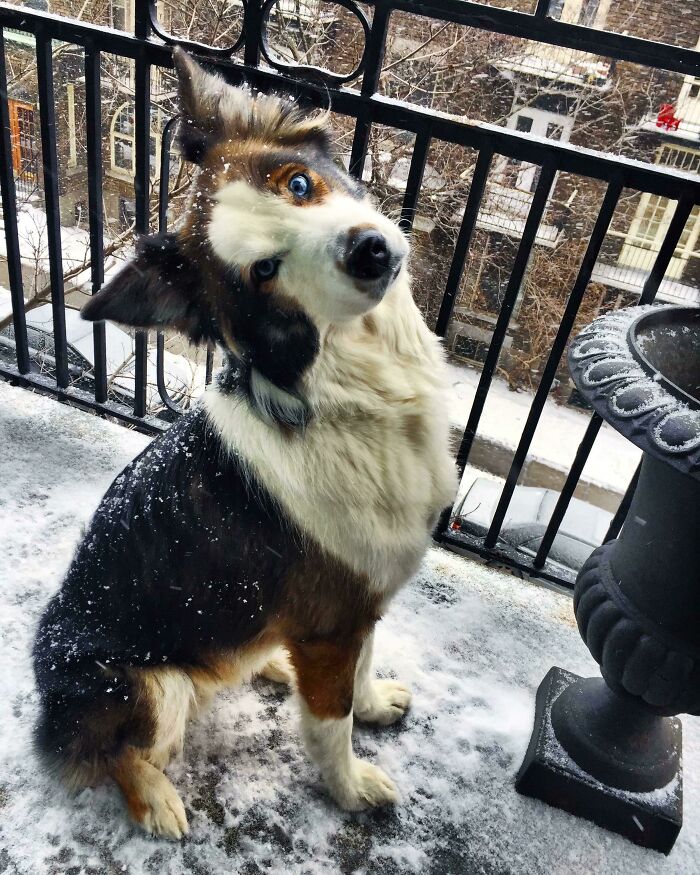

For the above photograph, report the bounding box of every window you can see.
[499,108,573,194]
[111,0,134,32]
[110,103,180,181]
[548,0,607,27]
[618,146,700,280]
[119,197,136,229]
[111,103,135,176]
[8,99,39,195]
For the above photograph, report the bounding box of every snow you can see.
[1,378,698,874]
[0,203,131,292]
[446,362,642,494]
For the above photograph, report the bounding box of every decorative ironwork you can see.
[260,0,370,85]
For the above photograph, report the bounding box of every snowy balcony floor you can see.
[1,379,698,875]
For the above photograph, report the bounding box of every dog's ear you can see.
[172,48,332,161]
[82,233,205,340]
[172,47,227,163]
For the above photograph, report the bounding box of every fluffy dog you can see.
[33,49,456,839]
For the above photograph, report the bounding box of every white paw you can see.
[258,649,295,686]
[354,679,412,726]
[333,760,398,811]
[137,769,189,840]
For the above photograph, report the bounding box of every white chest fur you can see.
[204,277,457,595]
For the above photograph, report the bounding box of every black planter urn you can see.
[516,305,700,855]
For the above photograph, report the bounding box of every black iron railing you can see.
[1,0,699,589]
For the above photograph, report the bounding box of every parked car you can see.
[451,477,614,573]
[0,302,204,414]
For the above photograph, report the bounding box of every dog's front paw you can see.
[354,679,412,726]
[332,760,398,811]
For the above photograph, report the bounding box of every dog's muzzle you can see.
[342,229,404,298]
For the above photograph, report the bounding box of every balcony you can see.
[0,0,699,865]
[3,376,700,871]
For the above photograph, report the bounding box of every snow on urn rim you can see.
[568,304,700,477]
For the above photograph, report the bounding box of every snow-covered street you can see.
[0,379,698,875]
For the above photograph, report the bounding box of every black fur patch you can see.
[33,408,304,768]
[224,269,320,391]
[177,117,213,165]
[81,233,216,346]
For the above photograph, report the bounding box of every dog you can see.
[32,48,456,839]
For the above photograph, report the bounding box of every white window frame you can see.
[499,107,574,193]
[110,102,135,180]
[110,102,181,182]
[618,145,700,280]
[111,0,134,32]
[549,0,610,27]
[66,83,77,168]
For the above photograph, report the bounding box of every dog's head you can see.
[82,49,409,425]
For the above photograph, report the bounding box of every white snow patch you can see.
[0,380,698,874]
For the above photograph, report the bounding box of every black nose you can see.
[345,230,391,280]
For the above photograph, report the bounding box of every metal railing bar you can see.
[387,0,700,78]
[348,118,372,180]
[399,130,431,233]
[604,460,641,543]
[0,29,29,374]
[436,527,575,591]
[242,0,263,68]
[84,42,107,404]
[348,0,391,177]
[2,1,699,79]
[35,28,68,389]
[132,4,150,418]
[483,179,623,549]
[434,146,494,338]
[360,0,391,96]
[452,161,557,484]
[155,332,186,415]
[534,0,551,18]
[639,194,695,305]
[157,117,178,233]
[532,414,604,568]
[155,116,187,416]
[0,366,166,435]
[0,11,698,197]
[531,195,693,569]
[209,66,700,200]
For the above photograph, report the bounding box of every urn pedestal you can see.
[516,305,700,854]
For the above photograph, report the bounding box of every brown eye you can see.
[253,259,280,281]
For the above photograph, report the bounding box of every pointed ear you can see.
[172,47,226,163]
[82,233,204,338]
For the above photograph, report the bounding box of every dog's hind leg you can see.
[109,667,195,839]
[257,646,295,686]
[111,748,189,840]
[137,667,197,772]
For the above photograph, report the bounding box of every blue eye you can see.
[253,259,279,281]
[288,173,311,199]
